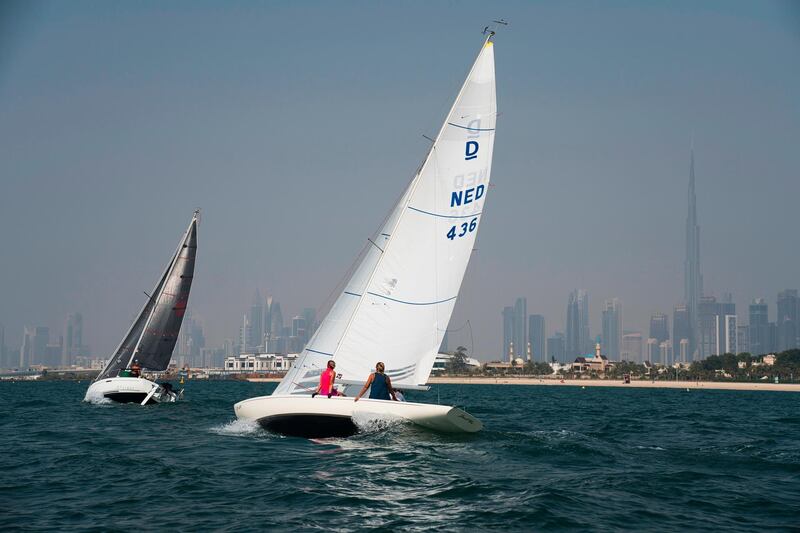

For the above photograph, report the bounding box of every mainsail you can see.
[276,35,497,395]
[95,212,199,381]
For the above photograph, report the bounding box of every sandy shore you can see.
[249,376,800,392]
[427,376,800,392]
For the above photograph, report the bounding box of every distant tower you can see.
[684,146,703,359]
[528,314,545,362]
[508,341,514,364]
[601,299,623,359]
[248,290,264,351]
[239,314,250,355]
[649,313,669,344]
[62,312,83,367]
[578,290,590,354]
[502,306,514,358]
[673,305,690,353]
[547,332,566,363]
[566,290,589,357]
[748,298,770,355]
[777,289,799,352]
[526,341,532,362]
[513,298,527,362]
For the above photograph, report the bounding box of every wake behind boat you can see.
[85,211,199,405]
[235,29,498,437]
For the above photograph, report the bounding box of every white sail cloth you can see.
[275,38,496,395]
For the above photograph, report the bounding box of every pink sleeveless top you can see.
[319,368,335,395]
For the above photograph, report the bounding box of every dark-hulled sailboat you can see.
[85,211,199,405]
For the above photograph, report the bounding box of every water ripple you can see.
[0,381,798,531]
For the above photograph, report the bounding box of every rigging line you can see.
[367,238,384,253]
[291,382,317,393]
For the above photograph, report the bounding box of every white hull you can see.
[234,395,482,438]
[84,377,181,405]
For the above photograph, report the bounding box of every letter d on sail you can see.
[465,141,479,160]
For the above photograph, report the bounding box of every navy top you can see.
[368,372,391,400]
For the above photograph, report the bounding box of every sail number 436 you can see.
[446,218,477,240]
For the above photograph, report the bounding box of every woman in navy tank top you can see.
[354,362,397,402]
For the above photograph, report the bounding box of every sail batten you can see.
[275,36,496,394]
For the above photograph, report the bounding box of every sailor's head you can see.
[376,362,385,373]
[327,360,336,369]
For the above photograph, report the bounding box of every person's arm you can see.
[354,374,374,402]
[386,375,397,401]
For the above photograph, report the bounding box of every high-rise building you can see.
[292,316,307,344]
[62,312,83,367]
[721,315,737,355]
[547,332,566,363]
[527,314,545,362]
[502,306,514,358]
[659,340,673,366]
[248,291,264,351]
[302,308,317,340]
[578,290,590,354]
[239,314,251,355]
[646,338,659,364]
[270,301,284,338]
[737,325,750,355]
[749,298,770,355]
[180,314,205,366]
[601,299,622,360]
[679,338,689,363]
[673,304,690,357]
[513,298,527,362]
[20,326,49,367]
[566,290,589,357]
[777,289,799,352]
[649,313,669,344]
[264,296,274,341]
[698,296,735,358]
[621,332,643,363]
[684,147,703,359]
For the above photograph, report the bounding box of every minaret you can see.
[684,145,703,360]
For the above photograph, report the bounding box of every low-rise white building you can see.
[431,352,482,372]
[224,353,298,373]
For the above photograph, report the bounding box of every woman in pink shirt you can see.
[312,360,343,398]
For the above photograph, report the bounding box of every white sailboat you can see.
[235,31,498,437]
[85,211,199,405]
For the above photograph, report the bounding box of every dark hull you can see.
[258,414,358,439]
[105,392,157,405]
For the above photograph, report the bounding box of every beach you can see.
[427,376,800,392]
[246,375,800,392]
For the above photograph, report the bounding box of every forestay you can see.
[95,212,199,380]
[275,36,497,395]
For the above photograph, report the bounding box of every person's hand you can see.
[327,393,332,398]
[354,396,359,402]
[311,392,317,398]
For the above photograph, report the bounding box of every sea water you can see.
[1,381,798,531]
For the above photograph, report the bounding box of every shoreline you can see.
[427,376,800,392]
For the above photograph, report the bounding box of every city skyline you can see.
[1,2,798,361]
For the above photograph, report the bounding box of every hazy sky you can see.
[1,1,798,360]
